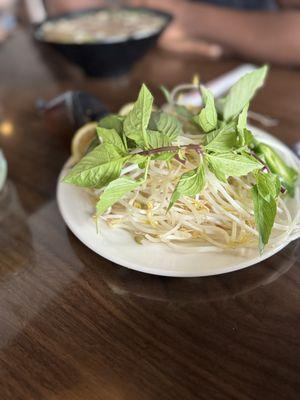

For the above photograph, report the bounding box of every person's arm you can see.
[184,5,300,66]
[277,0,300,7]
[44,0,104,15]
[137,0,300,66]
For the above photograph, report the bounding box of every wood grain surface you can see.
[0,28,299,400]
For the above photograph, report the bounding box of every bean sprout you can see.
[92,152,299,251]
[87,82,300,252]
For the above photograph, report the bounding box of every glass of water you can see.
[0,149,7,190]
[0,149,8,213]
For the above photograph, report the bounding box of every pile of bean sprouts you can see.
[90,84,300,253]
[91,140,299,253]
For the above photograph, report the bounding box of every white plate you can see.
[57,126,300,277]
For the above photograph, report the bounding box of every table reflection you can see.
[68,229,299,304]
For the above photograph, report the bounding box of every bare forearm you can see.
[185,4,300,65]
[45,0,104,15]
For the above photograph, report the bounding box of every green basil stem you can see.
[143,157,151,180]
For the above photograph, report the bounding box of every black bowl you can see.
[34,7,172,77]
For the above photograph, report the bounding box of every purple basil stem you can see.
[280,186,286,194]
[174,154,186,165]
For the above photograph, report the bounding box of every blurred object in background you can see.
[0,0,17,42]
[44,0,106,16]
[293,141,300,159]
[0,148,10,222]
[0,105,11,210]
[34,5,171,76]
[23,0,300,66]
[133,0,300,66]
[37,91,108,136]
[24,0,46,24]
[23,0,118,23]
[190,0,277,10]
[0,149,7,193]
[44,1,141,17]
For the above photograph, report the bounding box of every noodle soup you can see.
[39,9,168,44]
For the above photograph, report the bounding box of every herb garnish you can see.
[63,66,298,253]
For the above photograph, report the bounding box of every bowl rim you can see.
[34,6,173,46]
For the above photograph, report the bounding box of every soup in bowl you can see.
[35,7,172,76]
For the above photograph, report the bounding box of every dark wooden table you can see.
[0,28,299,400]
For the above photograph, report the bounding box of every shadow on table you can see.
[0,181,35,278]
[68,229,300,304]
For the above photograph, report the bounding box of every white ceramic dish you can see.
[57,126,300,277]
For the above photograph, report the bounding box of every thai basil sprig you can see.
[63,66,298,252]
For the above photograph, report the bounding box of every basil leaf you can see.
[194,86,217,132]
[174,105,194,119]
[237,103,249,146]
[207,153,263,178]
[96,177,142,216]
[223,65,268,121]
[146,129,173,149]
[149,111,182,142]
[208,162,227,182]
[98,115,128,150]
[98,114,123,134]
[63,143,129,188]
[255,143,298,196]
[244,129,255,146]
[205,121,238,153]
[252,185,277,253]
[215,98,225,115]
[257,172,281,202]
[124,84,153,148]
[86,136,100,154]
[96,127,126,155]
[168,163,206,210]
[160,85,172,103]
